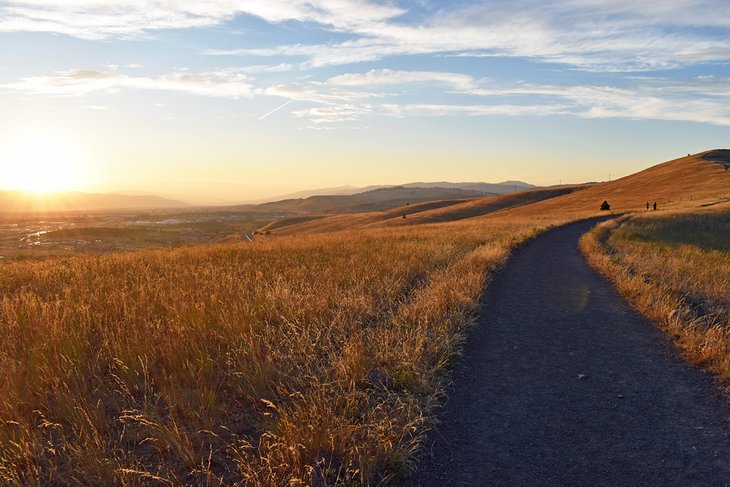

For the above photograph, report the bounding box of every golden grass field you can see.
[0,215,570,485]
[581,206,730,386]
[1,150,729,485]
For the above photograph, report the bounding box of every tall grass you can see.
[0,217,560,485]
[580,209,730,385]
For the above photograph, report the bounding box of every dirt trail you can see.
[411,218,730,486]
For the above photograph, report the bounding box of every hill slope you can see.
[703,149,730,169]
[264,186,589,236]
[265,150,730,235]
[498,150,730,218]
[400,181,535,194]
[241,186,489,214]
[258,198,472,235]
[380,186,588,227]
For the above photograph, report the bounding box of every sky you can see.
[0,0,728,203]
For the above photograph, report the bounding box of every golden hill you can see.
[498,150,730,219]
[239,186,487,214]
[256,198,472,234]
[262,150,730,236]
[379,186,589,227]
[265,186,589,235]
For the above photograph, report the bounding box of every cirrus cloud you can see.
[2,68,255,98]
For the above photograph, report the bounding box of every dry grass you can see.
[0,215,565,485]
[268,151,730,239]
[580,208,730,386]
[500,150,730,219]
[268,187,589,237]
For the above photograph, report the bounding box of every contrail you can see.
[258,99,294,120]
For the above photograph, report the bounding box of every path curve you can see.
[411,218,730,486]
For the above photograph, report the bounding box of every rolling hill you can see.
[497,149,730,218]
[263,186,588,235]
[380,185,589,226]
[237,186,491,214]
[249,180,535,203]
[262,150,730,235]
[401,180,535,194]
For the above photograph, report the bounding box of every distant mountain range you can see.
[252,181,536,203]
[234,185,510,214]
[0,190,187,212]
[0,180,537,214]
[257,149,730,236]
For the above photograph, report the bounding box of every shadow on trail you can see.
[411,217,730,486]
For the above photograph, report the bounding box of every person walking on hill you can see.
[646,201,650,211]
[653,201,657,211]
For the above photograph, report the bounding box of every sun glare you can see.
[0,133,88,193]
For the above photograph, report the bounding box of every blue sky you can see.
[0,1,728,202]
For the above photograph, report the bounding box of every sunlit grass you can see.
[0,215,564,485]
[581,209,730,385]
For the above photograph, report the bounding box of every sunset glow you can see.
[0,133,88,193]
[0,1,728,203]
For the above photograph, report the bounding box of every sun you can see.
[0,132,88,193]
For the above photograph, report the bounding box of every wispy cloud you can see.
[5,64,730,127]
[465,79,730,125]
[203,1,730,72]
[3,68,254,98]
[261,83,373,105]
[2,1,728,72]
[0,0,404,39]
[327,69,477,91]
[289,72,730,126]
[3,1,729,129]
[400,103,572,117]
[292,104,373,126]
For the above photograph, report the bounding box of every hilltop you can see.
[261,150,730,235]
[498,149,730,218]
[703,149,730,169]
[259,186,587,235]
[234,186,492,214]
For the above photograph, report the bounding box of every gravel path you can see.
[410,218,730,486]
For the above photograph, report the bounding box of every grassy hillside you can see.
[500,150,730,218]
[264,151,730,237]
[259,198,471,235]
[0,215,567,485]
[265,187,588,236]
[381,186,589,226]
[243,187,488,215]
